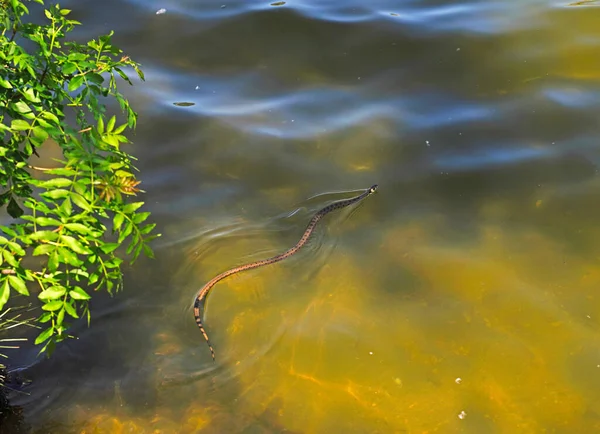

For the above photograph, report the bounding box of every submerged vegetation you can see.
[0,0,158,362]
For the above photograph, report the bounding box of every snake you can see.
[193,184,378,361]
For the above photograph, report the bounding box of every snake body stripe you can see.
[194,184,378,361]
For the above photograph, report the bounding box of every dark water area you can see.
[4,0,600,432]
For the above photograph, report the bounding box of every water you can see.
[4,0,600,432]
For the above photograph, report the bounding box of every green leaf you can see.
[22,87,41,103]
[42,300,64,311]
[0,77,13,89]
[60,197,72,216]
[69,287,91,300]
[7,241,26,256]
[106,115,116,133]
[118,221,134,243]
[68,52,87,62]
[11,119,30,131]
[97,116,104,134]
[113,213,125,231]
[88,73,104,85]
[34,327,54,345]
[73,181,89,198]
[41,189,71,199]
[35,217,62,226]
[69,269,90,279]
[0,280,9,311]
[39,339,56,356]
[64,223,93,235]
[35,117,52,128]
[123,202,144,214]
[101,134,117,148]
[1,227,17,238]
[39,286,67,301]
[60,235,90,255]
[41,111,60,125]
[143,244,155,259]
[134,65,145,81]
[3,250,18,267]
[70,192,92,212]
[88,272,100,285]
[64,301,79,318]
[106,280,115,294]
[44,168,75,177]
[126,238,138,255]
[48,251,59,271]
[113,123,127,134]
[132,241,143,259]
[63,62,77,75]
[29,231,59,241]
[12,101,31,115]
[100,243,119,254]
[104,257,123,269]
[8,275,29,296]
[32,126,49,142]
[133,212,150,224]
[26,137,41,153]
[33,244,55,256]
[37,178,72,189]
[140,223,156,235]
[68,75,84,92]
[56,308,65,327]
[39,312,53,323]
[56,247,82,266]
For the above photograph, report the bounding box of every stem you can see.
[27,165,53,172]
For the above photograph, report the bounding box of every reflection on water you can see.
[5,0,600,432]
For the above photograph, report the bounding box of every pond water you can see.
[5,0,600,432]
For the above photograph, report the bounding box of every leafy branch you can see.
[0,0,159,354]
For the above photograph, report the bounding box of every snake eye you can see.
[369,184,378,193]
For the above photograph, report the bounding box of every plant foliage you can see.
[0,0,159,354]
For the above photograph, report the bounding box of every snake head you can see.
[369,184,378,194]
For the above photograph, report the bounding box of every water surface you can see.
[5,0,600,432]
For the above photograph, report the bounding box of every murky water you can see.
[4,0,600,432]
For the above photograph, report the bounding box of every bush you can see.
[0,0,159,354]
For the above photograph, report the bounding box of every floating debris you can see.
[173,102,195,107]
[271,1,286,5]
[156,8,166,15]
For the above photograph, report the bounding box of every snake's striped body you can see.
[194,185,378,361]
